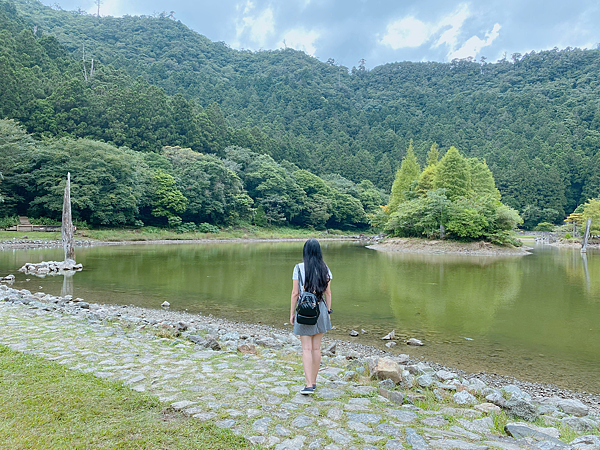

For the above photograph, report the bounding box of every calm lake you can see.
[1,241,599,393]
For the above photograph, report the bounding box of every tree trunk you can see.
[62,172,75,262]
[581,217,592,253]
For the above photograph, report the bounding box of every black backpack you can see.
[295,265,321,325]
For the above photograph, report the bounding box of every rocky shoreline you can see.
[1,283,599,450]
[368,238,532,256]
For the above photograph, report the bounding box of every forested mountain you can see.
[2,0,600,227]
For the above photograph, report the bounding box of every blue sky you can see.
[44,0,600,68]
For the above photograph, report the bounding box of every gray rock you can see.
[504,396,539,422]
[436,370,458,381]
[501,384,531,401]
[388,409,417,423]
[327,429,352,445]
[216,419,235,428]
[253,417,273,433]
[222,331,239,341]
[275,424,292,436]
[275,436,306,450]
[481,439,524,450]
[327,407,343,421]
[192,412,217,421]
[360,434,387,443]
[466,378,487,393]
[504,424,567,447]
[379,388,404,405]
[291,414,314,428]
[348,421,372,432]
[406,427,429,450]
[457,417,495,434]
[453,391,477,405]
[347,413,381,424]
[449,426,481,440]
[171,400,197,411]
[248,436,266,445]
[317,388,343,399]
[418,374,434,388]
[407,338,424,346]
[554,398,589,417]
[428,439,488,450]
[349,330,359,336]
[561,416,595,432]
[350,386,377,396]
[308,438,324,450]
[422,416,449,427]
[385,439,406,450]
[377,423,403,438]
[570,435,600,450]
[204,337,221,351]
[379,378,395,389]
[343,370,357,381]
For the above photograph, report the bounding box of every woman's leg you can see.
[310,333,324,386]
[300,335,315,387]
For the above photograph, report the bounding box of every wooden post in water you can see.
[62,172,75,262]
[581,217,592,253]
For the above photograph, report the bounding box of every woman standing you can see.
[290,239,332,395]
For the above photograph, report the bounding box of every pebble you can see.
[0,283,597,450]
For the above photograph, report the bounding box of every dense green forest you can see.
[2,0,600,230]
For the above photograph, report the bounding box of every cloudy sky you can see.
[45,0,600,68]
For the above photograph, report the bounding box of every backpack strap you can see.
[296,264,304,293]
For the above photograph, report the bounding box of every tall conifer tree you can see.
[387,140,421,213]
[434,146,470,201]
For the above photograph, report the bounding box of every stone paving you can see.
[1,285,599,450]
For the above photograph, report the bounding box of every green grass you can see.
[0,226,370,242]
[0,345,261,450]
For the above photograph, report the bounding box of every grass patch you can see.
[0,231,61,240]
[0,345,261,450]
[0,226,370,242]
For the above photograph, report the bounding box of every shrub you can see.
[167,216,182,228]
[564,233,572,239]
[29,217,61,225]
[175,222,197,233]
[0,216,18,228]
[197,223,220,234]
[534,222,554,232]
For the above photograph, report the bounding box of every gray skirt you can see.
[293,302,332,336]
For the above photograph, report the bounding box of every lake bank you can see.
[368,238,532,256]
[1,285,599,449]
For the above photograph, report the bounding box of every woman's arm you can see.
[324,280,331,312]
[290,279,299,324]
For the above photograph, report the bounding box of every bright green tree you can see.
[426,143,440,167]
[434,146,470,201]
[582,199,600,234]
[468,158,501,200]
[148,169,188,220]
[388,141,421,213]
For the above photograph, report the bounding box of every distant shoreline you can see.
[367,237,531,256]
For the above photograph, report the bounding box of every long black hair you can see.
[302,238,330,300]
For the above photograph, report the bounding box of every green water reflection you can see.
[1,242,598,392]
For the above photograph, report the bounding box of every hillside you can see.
[3,0,600,226]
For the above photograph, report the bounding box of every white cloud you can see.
[234,1,275,47]
[380,4,502,62]
[435,4,470,49]
[380,16,430,49]
[278,27,320,55]
[448,23,501,60]
[86,0,131,17]
[380,3,471,50]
